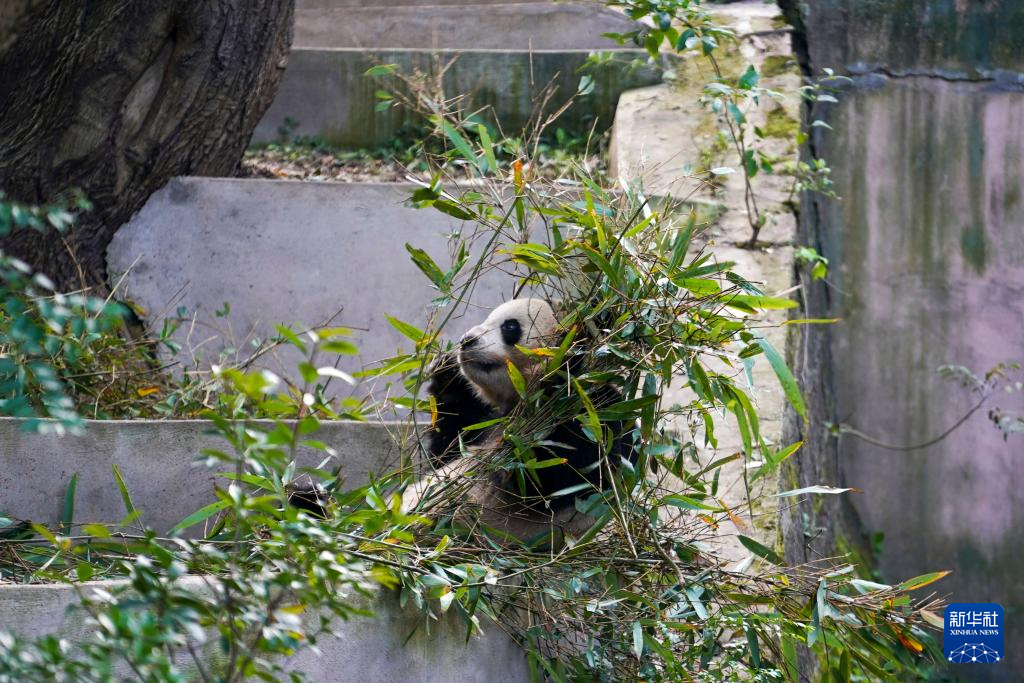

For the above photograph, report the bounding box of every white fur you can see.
[457,298,559,410]
[402,298,568,536]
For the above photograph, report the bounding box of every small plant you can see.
[352,100,948,679]
[0,192,126,434]
[0,331,415,681]
[602,1,845,248]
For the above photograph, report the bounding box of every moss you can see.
[834,530,874,579]
[761,55,799,79]
[960,223,988,273]
[761,106,800,140]
[770,14,791,30]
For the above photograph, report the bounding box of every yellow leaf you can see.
[698,514,718,529]
[512,159,524,190]
[898,570,950,592]
[136,386,159,397]
[897,631,924,654]
[920,610,945,629]
[717,497,749,532]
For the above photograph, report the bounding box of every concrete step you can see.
[298,0,551,7]
[254,48,666,148]
[107,177,519,395]
[0,417,405,536]
[0,576,529,681]
[254,3,661,147]
[293,3,637,50]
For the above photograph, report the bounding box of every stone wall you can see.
[780,2,1024,678]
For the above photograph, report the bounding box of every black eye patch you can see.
[500,319,522,346]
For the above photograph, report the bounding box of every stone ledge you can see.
[0,417,406,536]
[0,578,529,682]
[254,48,666,147]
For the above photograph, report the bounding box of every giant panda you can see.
[402,297,638,542]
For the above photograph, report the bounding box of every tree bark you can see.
[0,0,295,292]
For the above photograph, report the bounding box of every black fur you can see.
[426,352,497,466]
[426,351,637,511]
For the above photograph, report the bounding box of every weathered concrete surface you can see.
[255,48,664,148]
[294,3,637,50]
[0,417,406,535]
[778,2,1024,679]
[785,0,1024,78]
[0,579,530,682]
[821,79,1024,673]
[108,178,522,396]
[611,2,798,567]
[610,1,798,245]
[298,0,549,6]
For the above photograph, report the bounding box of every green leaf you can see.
[573,378,601,436]
[755,335,806,420]
[661,494,722,512]
[385,315,426,343]
[506,360,527,399]
[405,244,447,288]
[677,277,720,296]
[112,464,136,516]
[82,523,110,538]
[169,499,231,535]
[578,74,595,96]
[432,199,475,221]
[477,124,499,173]
[738,535,783,565]
[632,621,644,659]
[727,102,745,125]
[440,120,480,171]
[738,64,759,90]
[525,457,568,469]
[364,64,398,77]
[61,473,77,534]
[897,570,950,592]
[320,339,359,355]
[726,294,797,310]
[746,625,762,669]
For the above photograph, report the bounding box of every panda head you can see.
[457,298,560,409]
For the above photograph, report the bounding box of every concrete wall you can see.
[825,76,1024,663]
[297,0,550,7]
[255,48,664,148]
[107,178,524,397]
[294,3,637,50]
[0,417,405,535]
[780,2,1024,679]
[0,579,530,682]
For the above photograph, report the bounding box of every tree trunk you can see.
[0,0,295,292]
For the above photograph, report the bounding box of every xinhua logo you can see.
[945,603,1003,664]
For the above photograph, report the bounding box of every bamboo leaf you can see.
[440,120,481,171]
[756,335,806,419]
[738,535,783,565]
[632,621,644,659]
[61,473,77,534]
[169,499,231,535]
[112,464,136,516]
[897,570,950,592]
[506,360,527,399]
[773,485,857,498]
[405,244,447,288]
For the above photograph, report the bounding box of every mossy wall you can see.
[822,80,1024,676]
[254,50,666,148]
[779,3,1024,679]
